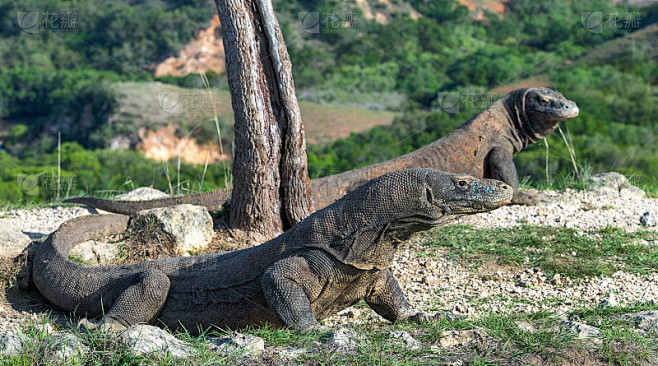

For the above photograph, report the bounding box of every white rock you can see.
[132,204,214,255]
[69,240,120,265]
[587,172,645,198]
[558,321,601,345]
[43,333,89,361]
[619,311,658,335]
[0,221,32,257]
[115,187,169,201]
[276,347,306,359]
[209,333,264,358]
[0,330,23,356]
[34,323,55,335]
[598,294,619,308]
[515,321,535,333]
[439,328,485,348]
[119,325,193,358]
[640,212,656,227]
[388,330,420,350]
[325,327,364,351]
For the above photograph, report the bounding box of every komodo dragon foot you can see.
[78,318,129,333]
[512,189,545,205]
[406,311,463,325]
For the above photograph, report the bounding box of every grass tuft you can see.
[422,225,658,278]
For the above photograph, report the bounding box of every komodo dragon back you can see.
[37,168,512,333]
[64,87,577,214]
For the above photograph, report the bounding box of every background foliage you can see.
[0,0,656,203]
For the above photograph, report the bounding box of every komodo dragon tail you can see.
[33,214,131,314]
[63,189,231,215]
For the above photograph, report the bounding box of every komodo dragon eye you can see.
[458,180,468,188]
[538,96,550,105]
[425,187,433,203]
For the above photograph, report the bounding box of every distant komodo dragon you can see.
[64,87,576,214]
[35,169,512,333]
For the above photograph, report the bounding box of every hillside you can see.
[108,81,397,163]
[0,0,657,203]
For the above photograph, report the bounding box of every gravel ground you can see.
[327,187,658,326]
[0,206,94,241]
[0,186,656,330]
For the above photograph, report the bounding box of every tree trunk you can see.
[214,0,313,239]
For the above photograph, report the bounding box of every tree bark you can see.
[214,0,313,239]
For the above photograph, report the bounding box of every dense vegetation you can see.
[0,0,656,203]
[0,0,216,152]
[294,0,658,187]
[0,143,229,204]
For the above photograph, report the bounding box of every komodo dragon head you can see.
[314,168,512,269]
[505,87,579,146]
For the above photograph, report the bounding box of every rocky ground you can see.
[0,172,656,364]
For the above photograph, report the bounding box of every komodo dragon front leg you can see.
[261,256,322,331]
[365,269,434,324]
[262,254,437,331]
[487,147,543,205]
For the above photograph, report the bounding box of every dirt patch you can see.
[476,258,519,279]
[153,15,225,77]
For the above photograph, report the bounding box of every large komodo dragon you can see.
[65,87,577,214]
[35,169,512,333]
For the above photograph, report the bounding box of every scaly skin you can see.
[64,87,577,214]
[38,169,512,334]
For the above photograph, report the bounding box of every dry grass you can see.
[119,217,178,263]
[112,81,398,147]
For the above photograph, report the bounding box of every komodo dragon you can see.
[65,87,576,214]
[35,169,512,334]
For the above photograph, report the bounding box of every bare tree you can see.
[214,0,313,240]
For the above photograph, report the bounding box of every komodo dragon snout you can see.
[424,173,513,215]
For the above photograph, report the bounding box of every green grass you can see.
[245,324,323,347]
[419,311,575,359]
[421,225,658,278]
[568,303,658,365]
[640,184,658,199]
[3,302,657,365]
[0,318,233,365]
[479,312,574,355]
